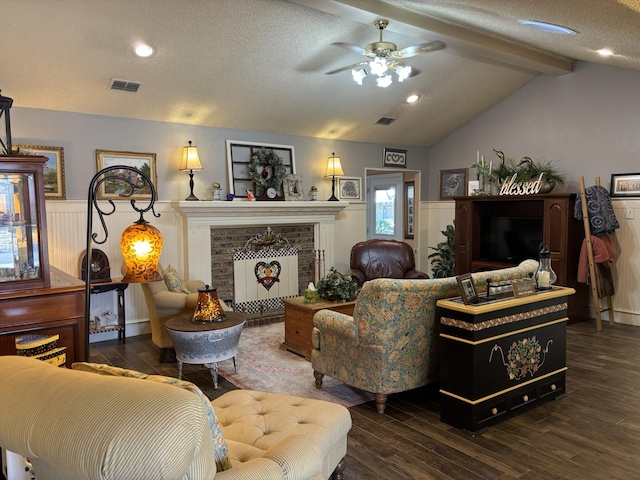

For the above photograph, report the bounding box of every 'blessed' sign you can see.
[499,173,545,196]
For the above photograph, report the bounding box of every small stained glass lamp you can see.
[191,285,228,323]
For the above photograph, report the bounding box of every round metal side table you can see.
[165,311,246,389]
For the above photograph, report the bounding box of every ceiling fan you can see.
[326,19,445,87]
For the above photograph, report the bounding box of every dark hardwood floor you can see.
[91,319,640,480]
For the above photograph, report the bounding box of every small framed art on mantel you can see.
[337,176,362,201]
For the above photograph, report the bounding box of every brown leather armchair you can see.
[349,239,429,286]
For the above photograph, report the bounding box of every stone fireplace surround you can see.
[171,201,348,325]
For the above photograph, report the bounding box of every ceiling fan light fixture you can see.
[352,68,367,85]
[369,57,388,76]
[396,64,412,82]
[376,74,393,88]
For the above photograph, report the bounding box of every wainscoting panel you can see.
[334,203,366,272]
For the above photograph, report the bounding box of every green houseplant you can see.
[428,223,455,278]
[317,268,360,302]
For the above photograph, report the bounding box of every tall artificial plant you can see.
[428,223,455,278]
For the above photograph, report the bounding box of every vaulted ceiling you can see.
[4,0,640,147]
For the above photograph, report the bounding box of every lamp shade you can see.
[179,141,203,171]
[191,285,228,323]
[324,154,345,178]
[120,221,164,282]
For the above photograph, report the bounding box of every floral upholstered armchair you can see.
[311,259,538,414]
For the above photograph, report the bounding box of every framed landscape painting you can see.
[95,150,157,200]
[18,144,66,199]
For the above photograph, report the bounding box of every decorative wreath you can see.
[248,149,287,193]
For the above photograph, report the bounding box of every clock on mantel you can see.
[256,187,284,201]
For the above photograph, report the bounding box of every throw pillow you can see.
[72,362,230,472]
[163,265,191,293]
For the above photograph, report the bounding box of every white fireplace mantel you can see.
[171,200,348,284]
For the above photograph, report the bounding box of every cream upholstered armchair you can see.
[138,264,228,362]
[312,260,538,414]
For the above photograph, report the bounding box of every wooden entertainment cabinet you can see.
[454,194,588,322]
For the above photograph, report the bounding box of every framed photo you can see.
[337,176,362,201]
[283,174,304,201]
[610,173,640,197]
[226,140,295,198]
[439,168,468,200]
[404,181,415,239]
[95,150,157,200]
[18,145,66,199]
[456,273,478,305]
[383,148,407,168]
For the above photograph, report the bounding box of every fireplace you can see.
[171,201,347,323]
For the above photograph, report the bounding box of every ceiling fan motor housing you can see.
[365,41,398,58]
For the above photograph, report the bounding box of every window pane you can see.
[374,186,396,235]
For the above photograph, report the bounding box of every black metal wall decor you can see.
[0,90,13,155]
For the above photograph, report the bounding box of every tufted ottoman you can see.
[212,390,352,480]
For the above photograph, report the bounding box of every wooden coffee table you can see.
[280,296,356,360]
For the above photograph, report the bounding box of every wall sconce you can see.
[85,165,162,360]
[180,140,203,201]
[324,152,344,201]
[0,90,13,154]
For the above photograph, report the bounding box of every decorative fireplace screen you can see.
[232,227,298,315]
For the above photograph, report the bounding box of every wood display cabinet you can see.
[453,194,589,322]
[0,155,86,365]
[0,155,50,292]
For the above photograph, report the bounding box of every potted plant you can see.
[515,157,567,193]
[317,268,360,302]
[428,223,455,278]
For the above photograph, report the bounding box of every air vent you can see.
[375,116,396,125]
[110,79,142,93]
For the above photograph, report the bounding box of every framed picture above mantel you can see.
[226,140,295,199]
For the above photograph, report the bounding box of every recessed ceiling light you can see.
[406,94,419,103]
[597,48,614,57]
[518,20,577,35]
[134,43,155,58]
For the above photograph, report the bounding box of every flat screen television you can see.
[480,216,543,263]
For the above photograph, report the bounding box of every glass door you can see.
[366,173,403,241]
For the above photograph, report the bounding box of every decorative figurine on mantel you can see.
[212,182,222,201]
[310,185,318,201]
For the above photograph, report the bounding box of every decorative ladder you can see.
[578,176,615,331]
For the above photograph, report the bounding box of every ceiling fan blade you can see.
[331,42,365,55]
[395,40,446,58]
[325,61,369,75]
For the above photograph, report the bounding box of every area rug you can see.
[217,322,375,408]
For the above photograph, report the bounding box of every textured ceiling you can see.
[2,0,639,147]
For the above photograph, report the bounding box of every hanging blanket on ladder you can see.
[574,185,620,235]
